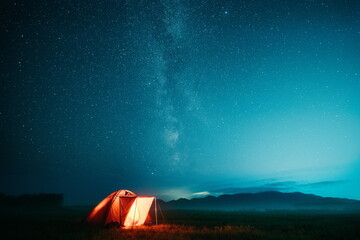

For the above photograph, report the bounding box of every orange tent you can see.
[85,190,157,227]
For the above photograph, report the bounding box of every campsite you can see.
[2,1,360,239]
[2,207,360,239]
[1,192,360,239]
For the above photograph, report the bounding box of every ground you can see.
[1,208,360,239]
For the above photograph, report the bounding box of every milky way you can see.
[1,0,360,204]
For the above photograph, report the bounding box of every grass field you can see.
[1,208,360,239]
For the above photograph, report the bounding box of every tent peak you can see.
[116,190,137,197]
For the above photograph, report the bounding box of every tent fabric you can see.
[105,195,120,224]
[124,197,155,227]
[117,190,137,197]
[86,191,120,225]
[85,190,155,227]
[118,197,136,225]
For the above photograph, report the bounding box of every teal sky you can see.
[1,0,360,204]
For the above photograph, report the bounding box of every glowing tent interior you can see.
[85,190,157,227]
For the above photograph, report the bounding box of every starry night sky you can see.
[1,0,360,205]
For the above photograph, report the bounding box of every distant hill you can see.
[159,191,360,211]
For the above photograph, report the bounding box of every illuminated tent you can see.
[85,189,157,227]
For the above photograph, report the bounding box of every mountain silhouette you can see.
[159,191,360,211]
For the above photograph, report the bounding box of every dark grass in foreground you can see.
[1,208,360,239]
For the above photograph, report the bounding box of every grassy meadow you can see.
[1,207,360,239]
